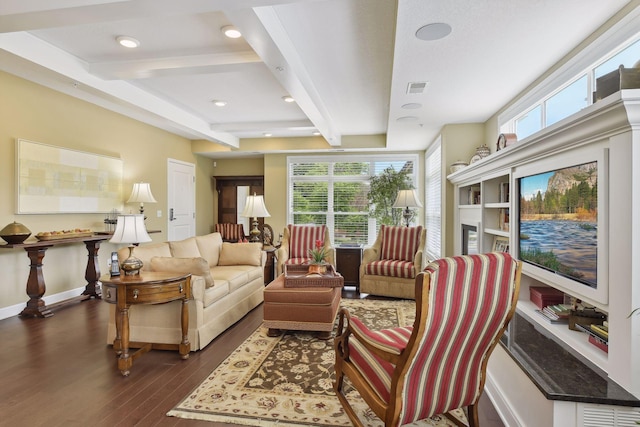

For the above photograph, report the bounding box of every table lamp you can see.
[109,214,152,275]
[241,193,271,242]
[393,189,423,227]
[127,182,157,217]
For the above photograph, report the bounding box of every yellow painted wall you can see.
[0,71,215,312]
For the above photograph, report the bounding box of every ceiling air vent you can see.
[407,81,428,94]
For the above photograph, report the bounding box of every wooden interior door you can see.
[214,176,264,228]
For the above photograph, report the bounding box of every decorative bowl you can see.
[450,160,468,173]
[0,221,32,244]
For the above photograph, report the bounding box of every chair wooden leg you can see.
[468,403,479,427]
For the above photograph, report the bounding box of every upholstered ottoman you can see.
[263,275,342,339]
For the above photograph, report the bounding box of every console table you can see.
[101,272,192,376]
[0,234,110,318]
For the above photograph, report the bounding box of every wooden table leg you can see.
[179,298,190,359]
[82,239,102,299]
[20,246,53,318]
[117,306,132,376]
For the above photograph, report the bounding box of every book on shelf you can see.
[468,186,481,204]
[590,323,608,340]
[499,182,510,203]
[535,309,568,324]
[546,304,572,318]
[499,208,510,231]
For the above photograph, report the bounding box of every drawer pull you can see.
[106,289,111,299]
[133,289,139,299]
[179,284,184,293]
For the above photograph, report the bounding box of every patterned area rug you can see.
[168,299,466,426]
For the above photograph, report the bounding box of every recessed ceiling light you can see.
[221,25,242,39]
[397,116,419,122]
[116,35,140,48]
[415,23,452,41]
[401,103,422,109]
[212,100,227,107]
[263,132,273,137]
[312,131,321,136]
[282,95,295,103]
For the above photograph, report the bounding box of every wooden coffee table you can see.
[101,271,192,376]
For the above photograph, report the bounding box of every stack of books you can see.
[535,304,572,324]
[577,323,609,353]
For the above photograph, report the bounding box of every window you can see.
[501,26,640,138]
[425,139,442,261]
[287,154,419,245]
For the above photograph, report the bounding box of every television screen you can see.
[518,161,597,289]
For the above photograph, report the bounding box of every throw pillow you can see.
[149,256,214,288]
[218,242,262,266]
[169,237,201,258]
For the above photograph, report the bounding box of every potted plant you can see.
[308,239,328,274]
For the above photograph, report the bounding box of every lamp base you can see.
[403,208,413,227]
[249,219,261,243]
[121,245,143,276]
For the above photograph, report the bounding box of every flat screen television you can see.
[514,149,608,306]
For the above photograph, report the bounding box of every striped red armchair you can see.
[335,253,522,427]
[359,225,426,299]
[215,223,246,242]
[275,224,335,276]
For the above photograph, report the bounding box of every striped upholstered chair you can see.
[359,225,426,299]
[334,253,522,427]
[215,223,246,242]
[275,224,335,276]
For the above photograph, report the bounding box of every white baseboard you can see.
[0,286,86,320]
[485,370,523,427]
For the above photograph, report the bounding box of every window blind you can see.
[425,140,442,261]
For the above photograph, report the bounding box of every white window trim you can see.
[499,7,640,134]
[286,153,420,245]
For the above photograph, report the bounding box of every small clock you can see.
[497,133,517,151]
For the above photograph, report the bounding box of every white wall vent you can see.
[406,81,428,94]
[580,403,640,427]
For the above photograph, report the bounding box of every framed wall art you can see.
[16,138,123,214]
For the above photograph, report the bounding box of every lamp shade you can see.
[241,194,271,219]
[127,182,157,204]
[109,214,152,244]
[393,189,423,208]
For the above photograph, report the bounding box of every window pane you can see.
[546,76,588,127]
[334,182,368,212]
[334,214,368,244]
[516,105,542,140]
[334,162,369,176]
[292,162,328,176]
[292,182,327,212]
[595,39,640,78]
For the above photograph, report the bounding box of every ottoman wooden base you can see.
[263,275,342,338]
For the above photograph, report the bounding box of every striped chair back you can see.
[215,223,245,242]
[380,225,423,262]
[397,252,519,425]
[288,224,327,259]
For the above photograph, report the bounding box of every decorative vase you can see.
[0,221,31,244]
[307,264,327,275]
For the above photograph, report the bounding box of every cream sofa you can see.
[106,232,265,351]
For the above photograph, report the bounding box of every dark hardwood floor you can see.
[0,287,505,427]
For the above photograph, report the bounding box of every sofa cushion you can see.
[218,242,262,266]
[203,281,230,307]
[169,237,201,258]
[196,232,222,267]
[212,265,261,292]
[380,225,423,262]
[125,242,172,271]
[149,256,215,288]
[365,259,416,279]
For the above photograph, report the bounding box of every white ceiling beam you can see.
[0,31,239,147]
[226,6,342,147]
[211,119,314,132]
[0,0,316,32]
[89,51,262,80]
